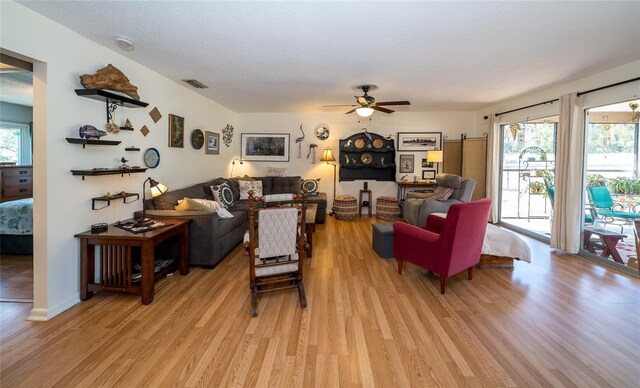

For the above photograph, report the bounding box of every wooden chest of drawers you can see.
[1,165,33,202]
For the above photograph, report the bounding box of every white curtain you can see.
[551,93,585,253]
[485,114,500,223]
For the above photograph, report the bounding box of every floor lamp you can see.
[427,149,443,176]
[320,147,337,216]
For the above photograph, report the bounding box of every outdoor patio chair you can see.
[544,179,597,225]
[587,186,640,227]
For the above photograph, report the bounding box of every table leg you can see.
[601,237,625,264]
[583,231,597,254]
[80,239,94,301]
[141,241,155,305]
[179,224,189,275]
[306,224,314,258]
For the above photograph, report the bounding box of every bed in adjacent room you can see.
[0,198,33,254]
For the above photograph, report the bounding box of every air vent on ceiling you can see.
[182,79,208,89]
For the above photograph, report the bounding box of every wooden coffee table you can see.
[75,218,190,304]
[304,203,317,257]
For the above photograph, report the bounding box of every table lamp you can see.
[136,177,168,226]
[320,147,337,215]
[427,149,443,175]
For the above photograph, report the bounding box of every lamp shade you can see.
[427,150,443,163]
[320,147,336,162]
[149,179,168,197]
[355,107,374,117]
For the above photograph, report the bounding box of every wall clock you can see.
[143,148,160,168]
[191,129,204,149]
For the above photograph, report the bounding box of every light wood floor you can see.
[0,254,33,302]
[1,217,639,387]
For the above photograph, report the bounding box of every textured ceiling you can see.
[16,1,640,113]
[0,71,32,107]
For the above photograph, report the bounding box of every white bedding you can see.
[431,213,531,263]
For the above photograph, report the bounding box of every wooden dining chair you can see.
[245,190,307,317]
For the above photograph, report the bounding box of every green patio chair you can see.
[544,179,596,224]
[587,186,640,226]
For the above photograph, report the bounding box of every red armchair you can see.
[393,198,492,294]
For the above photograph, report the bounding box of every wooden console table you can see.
[75,218,190,304]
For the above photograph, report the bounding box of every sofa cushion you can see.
[301,178,320,196]
[272,176,302,194]
[175,197,215,212]
[218,210,248,236]
[202,178,228,200]
[211,182,235,208]
[238,180,263,199]
[251,176,272,195]
[154,184,205,210]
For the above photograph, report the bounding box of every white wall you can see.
[1,2,237,319]
[238,111,477,206]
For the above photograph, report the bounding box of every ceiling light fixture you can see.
[356,107,374,118]
[114,35,135,52]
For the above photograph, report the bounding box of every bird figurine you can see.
[362,128,372,141]
[295,123,305,158]
[307,144,318,163]
[345,139,353,147]
[344,155,350,164]
[385,134,394,140]
[119,157,130,169]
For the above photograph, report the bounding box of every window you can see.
[0,122,32,165]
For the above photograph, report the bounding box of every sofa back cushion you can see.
[253,176,273,195]
[272,176,302,194]
[202,177,229,200]
[154,184,205,210]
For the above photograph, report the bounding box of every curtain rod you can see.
[494,76,640,117]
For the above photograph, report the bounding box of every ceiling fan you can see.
[323,84,410,117]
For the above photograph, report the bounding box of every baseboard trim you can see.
[27,293,80,321]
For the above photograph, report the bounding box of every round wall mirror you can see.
[315,124,330,140]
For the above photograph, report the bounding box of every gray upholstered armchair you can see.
[403,173,476,226]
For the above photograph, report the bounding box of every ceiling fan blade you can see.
[355,96,368,105]
[375,101,411,106]
[323,104,358,107]
[345,108,357,115]
[372,106,394,114]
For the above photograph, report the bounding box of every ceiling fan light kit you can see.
[324,83,410,116]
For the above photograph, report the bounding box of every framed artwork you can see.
[399,154,414,173]
[422,170,436,180]
[206,131,220,155]
[168,114,184,148]
[397,132,442,151]
[421,158,434,168]
[241,133,290,162]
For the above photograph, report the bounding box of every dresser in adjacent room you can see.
[0,165,33,202]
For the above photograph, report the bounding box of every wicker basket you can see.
[376,196,400,220]
[334,195,358,220]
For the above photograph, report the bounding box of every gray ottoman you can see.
[372,222,395,258]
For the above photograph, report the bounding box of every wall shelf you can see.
[339,132,396,181]
[124,147,140,151]
[66,137,121,148]
[91,192,139,210]
[71,167,147,180]
[75,89,148,108]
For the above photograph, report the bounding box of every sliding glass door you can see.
[582,100,639,275]
[499,116,557,238]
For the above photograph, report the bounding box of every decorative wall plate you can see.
[315,124,330,140]
[191,129,204,149]
[361,153,373,164]
[354,139,365,149]
[373,139,384,149]
[143,148,160,168]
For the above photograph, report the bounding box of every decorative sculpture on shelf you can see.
[79,125,106,140]
[80,64,140,100]
[295,123,305,158]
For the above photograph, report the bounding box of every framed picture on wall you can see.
[421,158,434,168]
[422,170,436,180]
[241,133,290,162]
[205,131,220,155]
[399,154,414,173]
[168,114,184,148]
[397,132,442,151]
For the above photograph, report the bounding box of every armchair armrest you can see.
[426,214,446,233]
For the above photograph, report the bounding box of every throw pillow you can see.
[211,183,235,208]
[238,180,263,200]
[266,166,286,177]
[301,178,320,196]
[433,187,454,202]
[175,198,215,212]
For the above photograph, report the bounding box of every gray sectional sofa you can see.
[137,176,327,268]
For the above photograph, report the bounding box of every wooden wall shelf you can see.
[75,89,148,108]
[71,167,147,180]
[91,192,139,210]
[339,132,396,182]
[125,147,140,151]
[66,138,121,148]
